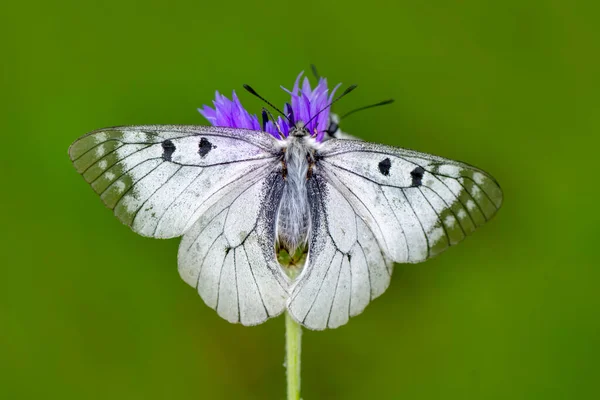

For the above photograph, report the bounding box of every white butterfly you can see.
[69,118,502,330]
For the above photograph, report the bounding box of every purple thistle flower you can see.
[198,91,261,131]
[199,71,340,142]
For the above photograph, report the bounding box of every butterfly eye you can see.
[410,166,425,187]
[378,158,391,176]
[198,137,215,157]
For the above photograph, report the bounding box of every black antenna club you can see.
[340,98,395,119]
[310,64,320,80]
[243,84,290,122]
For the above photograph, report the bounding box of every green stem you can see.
[285,311,302,400]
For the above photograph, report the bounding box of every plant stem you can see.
[285,311,302,400]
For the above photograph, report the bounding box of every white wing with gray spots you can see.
[287,138,502,330]
[69,125,280,238]
[318,139,503,263]
[70,125,289,326]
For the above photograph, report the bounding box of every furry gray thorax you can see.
[276,130,315,256]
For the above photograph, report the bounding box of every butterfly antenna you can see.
[243,84,290,122]
[340,98,394,119]
[310,64,320,79]
[305,84,358,128]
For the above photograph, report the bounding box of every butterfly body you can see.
[277,127,319,256]
[70,124,502,329]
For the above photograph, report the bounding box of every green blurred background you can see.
[2,1,598,399]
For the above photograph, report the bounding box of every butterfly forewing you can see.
[316,139,502,264]
[69,126,280,238]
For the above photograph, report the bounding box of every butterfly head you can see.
[290,121,310,138]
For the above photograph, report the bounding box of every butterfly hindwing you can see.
[69,125,279,238]
[178,167,289,325]
[287,173,393,330]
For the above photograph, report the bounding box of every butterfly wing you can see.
[178,165,289,325]
[288,139,502,330]
[69,125,279,238]
[287,172,394,329]
[70,125,289,325]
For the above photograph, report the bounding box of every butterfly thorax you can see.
[276,128,317,257]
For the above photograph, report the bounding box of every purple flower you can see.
[198,91,261,131]
[199,71,340,142]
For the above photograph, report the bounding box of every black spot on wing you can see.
[410,166,425,187]
[198,137,215,157]
[378,158,391,176]
[161,140,176,161]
